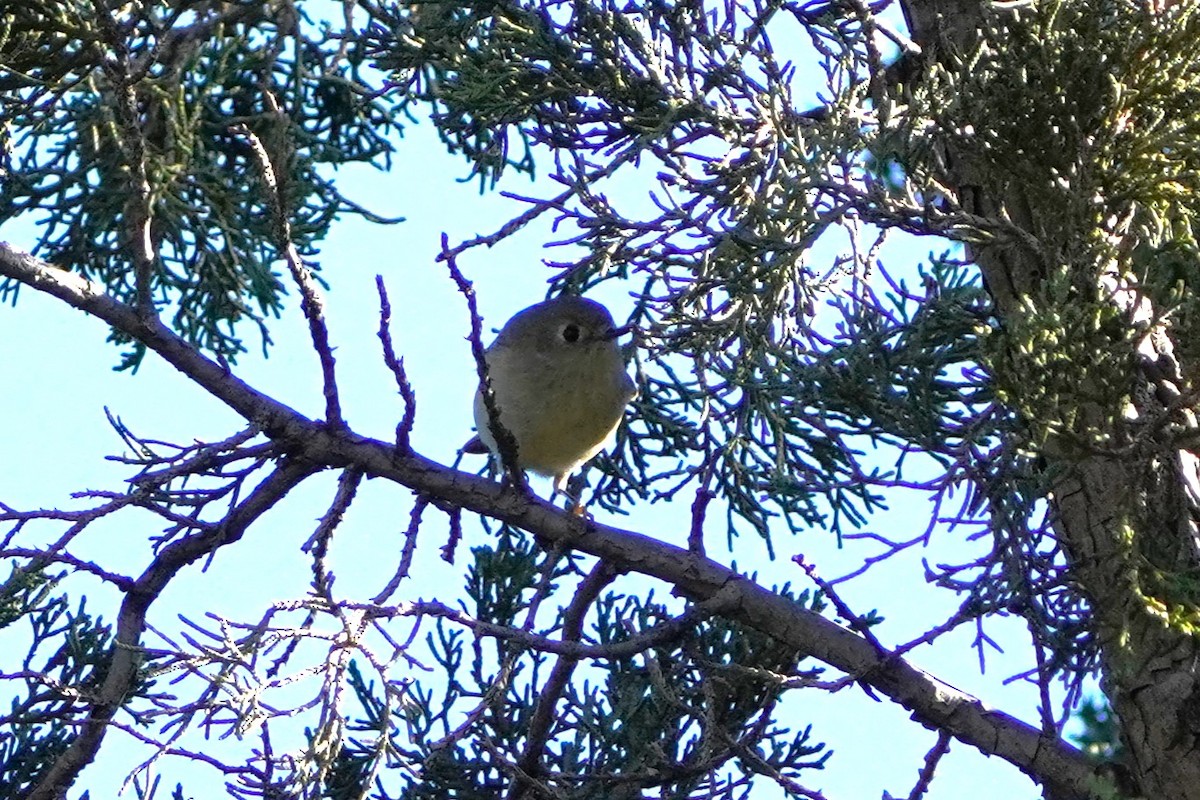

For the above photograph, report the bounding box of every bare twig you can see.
[373,493,430,604]
[28,457,319,800]
[510,561,617,800]
[376,275,418,452]
[689,485,715,557]
[303,467,364,558]
[905,730,952,800]
[233,123,344,429]
[793,553,890,659]
[442,235,524,488]
[251,467,365,680]
[0,549,134,590]
[441,505,463,563]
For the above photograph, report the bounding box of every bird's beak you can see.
[603,324,633,341]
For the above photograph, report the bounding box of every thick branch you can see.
[0,242,1098,799]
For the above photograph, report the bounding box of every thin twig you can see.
[905,730,952,800]
[233,122,344,429]
[375,275,418,453]
[442,234,524,488]
[793,553,890,659]
[373,494,430,604]
[509,562,617,800]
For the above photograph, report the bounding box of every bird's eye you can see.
[562,323,581,343]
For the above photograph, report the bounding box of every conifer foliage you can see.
[3,2,1200,798]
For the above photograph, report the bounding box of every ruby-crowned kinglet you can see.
[464,296,637,494]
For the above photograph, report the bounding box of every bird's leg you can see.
[554,474,588,517]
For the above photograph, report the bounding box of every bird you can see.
[463,296,638,500]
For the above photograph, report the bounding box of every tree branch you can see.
[0,241,1099,799]
[511,562,616,800]
[27,455,319,800]
[234,123,344,429]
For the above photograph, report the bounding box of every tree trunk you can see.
[900,1,1200,797]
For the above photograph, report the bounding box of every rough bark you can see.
[899,2,1200,797]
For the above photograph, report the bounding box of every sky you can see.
[0,10,1080,800]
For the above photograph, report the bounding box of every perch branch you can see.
[0,242,1099,800]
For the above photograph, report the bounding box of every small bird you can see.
[463,296,638,498]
